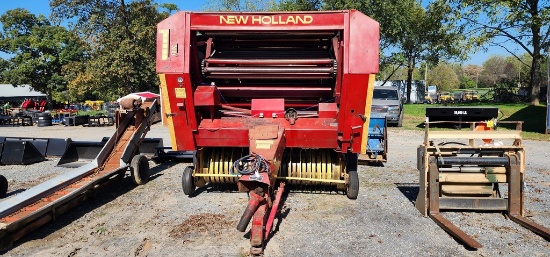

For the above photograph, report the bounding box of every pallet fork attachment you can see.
[417,120,550,249]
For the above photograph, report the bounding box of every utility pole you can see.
[424,63,428,92]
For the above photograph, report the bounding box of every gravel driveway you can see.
[0,123,549,256]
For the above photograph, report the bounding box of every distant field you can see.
[402,103,549,141]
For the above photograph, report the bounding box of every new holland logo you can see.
[219,15,313,25]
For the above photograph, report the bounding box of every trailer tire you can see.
[130,154,150,185]
[182,166,195,196]
[0,175,8,198]
[347,170,359,199]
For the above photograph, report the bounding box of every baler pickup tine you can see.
[508,214,550,240]
[429,213,482,249]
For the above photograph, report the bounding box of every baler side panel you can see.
[157,13,198,151]
[348,10,379,74]
[337,10,379,153]
[164,74,197,150]
[339,74,371,153]
[156,12,186,73]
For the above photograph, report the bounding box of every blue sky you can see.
[0,0,510,66]
[0,0,205,15]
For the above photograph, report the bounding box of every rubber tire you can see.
[347,170,359,200]
[182,166,195,196]
[0,175,8,198]
[130,154,150,185]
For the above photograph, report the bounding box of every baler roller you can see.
[203,66,335,74]
[201,31,337,39]
[205,74,332,80]
[204,58,333,66]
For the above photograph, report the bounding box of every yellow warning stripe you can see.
[360,74,376,154]
[158,74,178,151]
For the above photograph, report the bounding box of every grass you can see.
[403,102,550,141]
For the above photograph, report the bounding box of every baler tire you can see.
[131,154,150,185]
[346,170,359,199]
[0,175,8,198]
[182,166,195,196]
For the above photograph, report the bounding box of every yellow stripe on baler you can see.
[158,74,178,151]
[360,74,376,154]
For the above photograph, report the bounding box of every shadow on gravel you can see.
[359,160,385,167]
[265,189,291,243]
[0,160,171,254]
[395,183,419,205]
[189,184,240,197]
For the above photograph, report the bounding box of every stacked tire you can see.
[36,112,53,127]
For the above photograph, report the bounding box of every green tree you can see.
[428,63,460,91]
[278,0,320,11]
[444,0,550,105]
[478,55,517,88]
[50,0,177,101]
[459,76,477,89]
[0,8,84,103]
[203,0,277,11]
[0,57,8,82]
[462,64,483,88]
[324,0,464,103]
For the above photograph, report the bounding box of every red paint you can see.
[251,99,285,118]
[157,10,379,153]
[193,86,220,107]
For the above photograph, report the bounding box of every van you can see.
[371,86,404,127]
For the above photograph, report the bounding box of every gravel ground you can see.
[0,123,549,256]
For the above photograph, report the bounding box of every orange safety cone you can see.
[475,122,493,144]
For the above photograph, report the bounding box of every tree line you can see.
[0,0,548,106]
[0,0,176,104]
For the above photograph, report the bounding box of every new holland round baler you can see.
[156,10,379,254]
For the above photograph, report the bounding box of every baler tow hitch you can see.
[234,153,286,255]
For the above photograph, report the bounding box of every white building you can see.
[375,80,426,103]
[0,84,46,103]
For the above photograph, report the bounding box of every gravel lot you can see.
[1,123,549,256]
